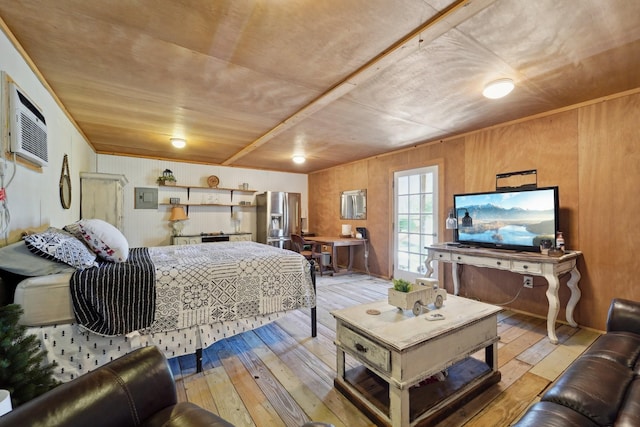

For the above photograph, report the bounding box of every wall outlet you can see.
[523,276,533,288]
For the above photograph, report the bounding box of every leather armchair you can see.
[0,346,234,427]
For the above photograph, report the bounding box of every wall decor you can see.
[59,154,71,209]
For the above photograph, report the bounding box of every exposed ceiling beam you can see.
[221,0,497,166]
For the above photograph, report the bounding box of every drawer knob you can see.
[496,261,501,266]
[457,256,462,260]
[523,265,528,269]
[354,343,368,353]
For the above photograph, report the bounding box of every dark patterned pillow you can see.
[24,227,97,270]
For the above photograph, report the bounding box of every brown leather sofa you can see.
[514,298,640,426]
[0,346,234,427]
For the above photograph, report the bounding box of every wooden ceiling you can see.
[1,0,639,173]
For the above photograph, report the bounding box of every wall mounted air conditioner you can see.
[7,79,48,166]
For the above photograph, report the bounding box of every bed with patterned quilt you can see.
[1,221,316,382]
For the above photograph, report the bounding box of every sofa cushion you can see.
[616,376,640,426]
[513,401,599,427]
[585,331,640,368]
[542,355,633,426]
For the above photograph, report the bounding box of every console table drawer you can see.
[432,251,451,262]
[452,254,497,269]
[512,261,542,274]
[338,326,391,373]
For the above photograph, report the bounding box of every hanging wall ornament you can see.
[59,154,71,209]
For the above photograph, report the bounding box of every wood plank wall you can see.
[308,90,640,331]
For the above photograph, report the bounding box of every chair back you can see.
[290,234,306,253]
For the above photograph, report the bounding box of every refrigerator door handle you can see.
[283,193,289,238]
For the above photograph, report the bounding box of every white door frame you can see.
[393,165,440,282]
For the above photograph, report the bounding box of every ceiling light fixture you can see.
[292,155,306,164]
[482,78,515,99]
[170,138,186,148]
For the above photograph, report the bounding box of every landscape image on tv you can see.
[454,188,557,250]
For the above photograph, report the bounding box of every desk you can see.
[309,236,368,275]
[424,244,582,344]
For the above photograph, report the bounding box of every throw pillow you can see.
[24,227,97,270]
[77,219,129,262]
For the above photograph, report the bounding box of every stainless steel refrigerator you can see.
[256,191,301,249]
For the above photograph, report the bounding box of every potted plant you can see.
[388,278,413,309]
[157,169,177,186]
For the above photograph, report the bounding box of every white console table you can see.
[424,244,582,344]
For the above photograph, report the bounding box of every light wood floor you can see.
[170,273,600,427]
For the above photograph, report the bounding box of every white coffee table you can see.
[332,295,502,427]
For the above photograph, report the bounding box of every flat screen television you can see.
[453,186,559,252]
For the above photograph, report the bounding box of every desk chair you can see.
[291,234,328,276]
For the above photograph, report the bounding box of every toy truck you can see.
[388,277,447,316]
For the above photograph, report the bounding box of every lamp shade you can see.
[445,210,458,229]
[169,206,188,221]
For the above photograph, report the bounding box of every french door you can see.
[393,166,439,282]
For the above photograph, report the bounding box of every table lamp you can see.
[169,206,188,236]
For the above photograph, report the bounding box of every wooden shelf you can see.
[159,203,255,207]
[157,184,257,216]
[159,184,257,193]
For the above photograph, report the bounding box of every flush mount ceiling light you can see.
[292,155,306,164]
[170,138,186,148]
[482,78,515,99]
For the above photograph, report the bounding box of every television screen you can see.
[453,186,558,252]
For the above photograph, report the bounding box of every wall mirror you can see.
[340,189,367,220]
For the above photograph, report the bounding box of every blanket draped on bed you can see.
[70,248,155,336]
[144,242,315,334]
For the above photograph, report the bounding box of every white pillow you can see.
[77,219,129,262]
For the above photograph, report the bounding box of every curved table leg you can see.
[424,252,435,277]
[544,272,560,344]
[565,266,581,327]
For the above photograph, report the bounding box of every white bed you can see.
[7,233,316,382]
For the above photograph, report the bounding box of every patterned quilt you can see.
[144,241,315,334]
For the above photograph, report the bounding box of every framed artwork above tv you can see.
[453,186,559,252]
